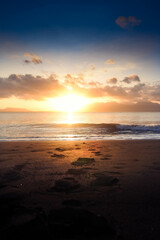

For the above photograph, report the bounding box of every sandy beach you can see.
[0,140,160,239]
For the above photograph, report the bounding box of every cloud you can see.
[144,85,160,101]
[127,83,145,99]
[122,75,140,84]
[64,73,102,88]
[104,85,127,99]
[89,64,96,70]
[105,59,115,64]
[64,73,85,87]
[0,74,65,100]
[0,73,159,104]
[81,83,145,101]
[24,59,31,64]
[101,83,145,101]
[115,16,141,29]
[24,53,43,64]
[88,81,102,87]
[107,77,118,84]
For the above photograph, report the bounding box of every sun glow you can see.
[51,94,88,113]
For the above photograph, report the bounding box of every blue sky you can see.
[0,0,159,35]
[0,0,160,111]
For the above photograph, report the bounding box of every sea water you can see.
[0,112,160,141]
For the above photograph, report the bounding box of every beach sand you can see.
[0,140,160,239]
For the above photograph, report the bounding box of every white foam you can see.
[117,124,160,133]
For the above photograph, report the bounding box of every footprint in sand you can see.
[48,177,80,193]
[94,151,102,156]
[71,158,95,166]
[100,154,112,160]
[30,149,40,152]
[55,148,65,152]
[11,149,17,152]
[91,173,119,187]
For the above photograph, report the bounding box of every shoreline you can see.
[1,138,160,142]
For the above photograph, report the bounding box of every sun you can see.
[51,93,88,112]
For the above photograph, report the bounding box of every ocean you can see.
[0,112,160,141]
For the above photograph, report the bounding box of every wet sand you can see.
[0,140,160,239]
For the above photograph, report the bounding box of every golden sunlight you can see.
[50,94,88,113]
[67,111,73,124]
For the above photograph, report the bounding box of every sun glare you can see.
[51,94,88,113]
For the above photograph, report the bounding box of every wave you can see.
[20,123,160,134]
[117,124,160,134]
[1,123,160,141]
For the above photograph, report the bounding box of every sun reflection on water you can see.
[67,111,74,124]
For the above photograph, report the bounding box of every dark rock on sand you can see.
[72,157,95,166]
[48,178,80,193]
[88,148,95,151]
[95,153,102,156]
[30,149,39,152]
[94,151,101,155]
[100,154,112,160]
[62,199,82,207]
[91,175,119,187]
[51,153,65,158]
[55,148,65,152]
[48,207,116,239]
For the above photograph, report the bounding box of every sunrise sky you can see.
[0,0,160,112]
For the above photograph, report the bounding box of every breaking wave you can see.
[1,123,160,141]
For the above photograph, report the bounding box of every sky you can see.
[0,0,160,111]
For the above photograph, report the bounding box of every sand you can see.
[0,140,160,239]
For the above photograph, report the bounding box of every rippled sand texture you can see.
[0,140,160,239]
